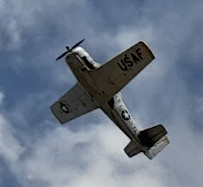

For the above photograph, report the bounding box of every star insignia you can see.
[121,110,130,120]
[60,101,69,113]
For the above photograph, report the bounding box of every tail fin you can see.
[124,124,169,159]
[144,135,169,159]
[139,124,169,159]
[138,124,167,147]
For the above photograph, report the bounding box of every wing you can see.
[88,41,155,103]
[50,83,98,124]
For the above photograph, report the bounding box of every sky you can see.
[0,0,203,186]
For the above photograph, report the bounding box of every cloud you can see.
[0,1,22,50]
[8,123,168,187]
[0,91,24,187]
[9,118,202,187]
[1,0,203,187]
[0,91,4,104]
[0,115,23,164]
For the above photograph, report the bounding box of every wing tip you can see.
[138,41,155,60]
[50,104,66,125]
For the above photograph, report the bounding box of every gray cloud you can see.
[0,0,203,186]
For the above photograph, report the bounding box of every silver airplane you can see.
[50,39,169,159]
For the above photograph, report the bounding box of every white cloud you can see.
[115,26,154,49]
[0,91,4,104]
[1,110,202,187]
[10,123,168,187]
[0,0,89,51]
[0,91,24,164]
[0,115,24,163]
[8,117,202,187]
[7,19,22,50]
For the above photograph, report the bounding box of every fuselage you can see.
[70,47,142,146]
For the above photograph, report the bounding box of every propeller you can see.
[56,39,85,61]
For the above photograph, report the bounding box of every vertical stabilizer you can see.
[144,135,169,159]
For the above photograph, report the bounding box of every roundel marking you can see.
[121,110,130,120]
[60,101,69,113]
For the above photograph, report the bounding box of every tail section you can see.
[124,124,169,159]
[138,124,167,147]
[144,135,169,159]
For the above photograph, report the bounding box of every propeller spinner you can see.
[56,39,85,61]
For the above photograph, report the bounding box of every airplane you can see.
[50,39,169,159]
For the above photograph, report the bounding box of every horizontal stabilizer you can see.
[124,141,141,157]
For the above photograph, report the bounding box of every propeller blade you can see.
[71,39,85,50]
[56,39,85,61]
[56,51,68,61]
